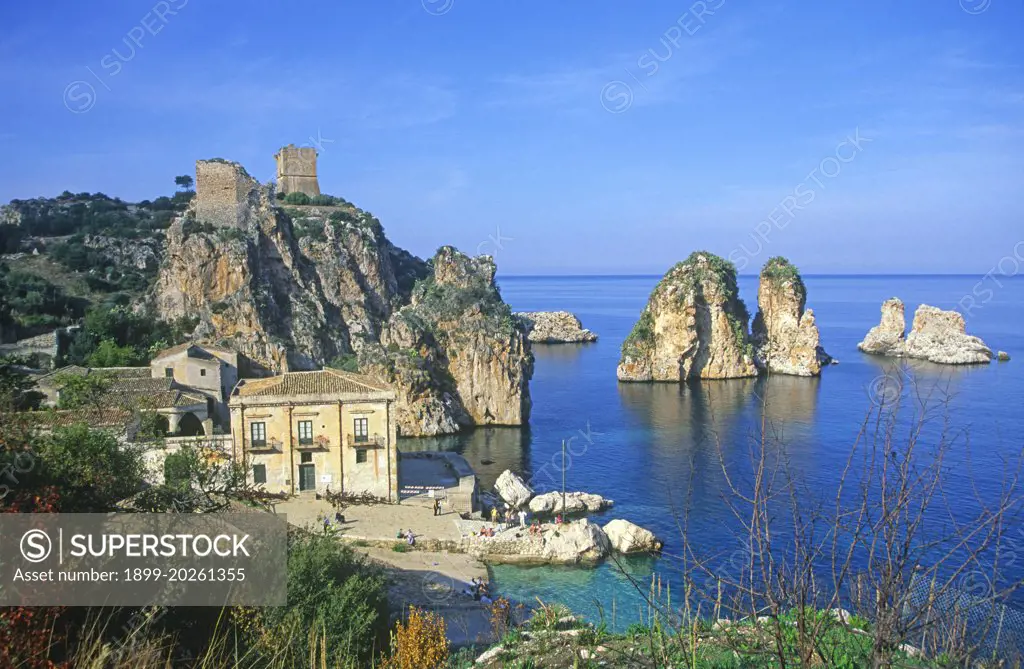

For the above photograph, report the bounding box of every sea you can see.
[399,274,1024,629]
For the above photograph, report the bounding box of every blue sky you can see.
[2,0,1022,274]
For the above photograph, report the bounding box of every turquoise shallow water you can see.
[400,274,1024,628]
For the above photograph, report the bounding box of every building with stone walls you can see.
[273,145,320,197]
[194,159,256,228]
[32,365,212,437]
[228,369,398,500]
[149,343,239,425]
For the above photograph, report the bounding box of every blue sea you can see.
[401,275,1024,627]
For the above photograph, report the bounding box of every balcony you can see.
[297,435,331,450]
[347,434,386,448]
[248,437,282,453]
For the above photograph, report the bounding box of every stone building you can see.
[194,159,255,228]
[273,145,320,197]
[228,369,399,500]
[33,365,212,437]
[149,343,239,425]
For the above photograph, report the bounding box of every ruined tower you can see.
[194,159,256,228]
[274,145,320,197]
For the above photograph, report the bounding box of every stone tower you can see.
[274,145,320,197]
[194,159,256,228]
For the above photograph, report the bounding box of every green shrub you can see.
[284,192,312,205]
[244,533,388,667]
[329,353,360,373]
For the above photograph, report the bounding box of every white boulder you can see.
[603,519,662,553]
[528,491,613,515]
[494,469,534,508]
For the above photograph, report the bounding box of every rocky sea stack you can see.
[858,298,994,365]
[617,252,757,381]
[515,311,598,343]
[751,257,831,376]
[153,159,532,435]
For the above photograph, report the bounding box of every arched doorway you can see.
[177,412,204,437]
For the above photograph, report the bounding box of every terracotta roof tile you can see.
[235,369,390,398]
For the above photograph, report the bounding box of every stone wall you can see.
[274,145,320,196]
[195,160,253,228]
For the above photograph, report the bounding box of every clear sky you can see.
[2,0,1022,274]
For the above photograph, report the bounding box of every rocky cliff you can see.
[858,299,994,364]
[617,252,757,381]
[515,311,597,343]
[750,257,831,376]
[153,160,532,435]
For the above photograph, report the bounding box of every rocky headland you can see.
[751,257,832,376]
[515,311,598,344]
[153,159,533,435]
[858,298,994,364]
[617,252,757,381]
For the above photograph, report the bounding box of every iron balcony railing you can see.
[347,434,386,448]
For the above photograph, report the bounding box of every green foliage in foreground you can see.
[243,533,389,667]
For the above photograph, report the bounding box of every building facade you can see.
[228,369,399,501]
[149,343,239,426]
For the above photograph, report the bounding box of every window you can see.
[200,369,206,377]
[250,422,266,447]
[353,417,368,443]
[164,367,173,378]
[297,420,313,445]
[356,449,368,464]
[300,452,313,464]
[252,464,267,484]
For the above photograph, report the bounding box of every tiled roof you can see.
[35,366,207,411]
[234,369,390,398]
[151,342,236,361]
[12,408,134,430]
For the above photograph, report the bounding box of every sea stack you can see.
[750,257,831,376]
[515,311,598,343]
[617,251,757,381]
[857,298,906,356]
[858,299,994,365]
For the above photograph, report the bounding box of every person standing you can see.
[490,506,499,525]
[433,498,441,516]
[518,508,527,528]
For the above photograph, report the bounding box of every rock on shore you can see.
[495,469,534,509]
[750,257,831,376]
[515,312,598,343]
[603,519,662,553]
[468,518,610,564]
[858,299,993,364]
[617,252,757,381]
[528,491,613,515]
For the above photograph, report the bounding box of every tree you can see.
[174,175,194,192]
[54,371,110,410]
[38,424,145,511]
[86,338,143,367]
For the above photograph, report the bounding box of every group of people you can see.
[396,528,416,546]
[319,511,345,530]
[464,577,493,604]
[489,504,529,530]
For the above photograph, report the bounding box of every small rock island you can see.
[618,253,831,381]
[858,298,994,364]
[515,311,598,344]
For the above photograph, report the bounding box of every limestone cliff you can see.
[361,247,533,435]
[858,299,994,364]
[153,160,531,435]
[617,252,757,381]
[751,257,831,376]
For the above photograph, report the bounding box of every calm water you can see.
[401,275,1024,626]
